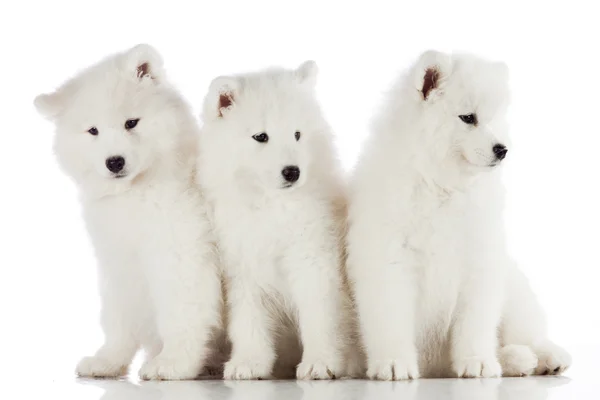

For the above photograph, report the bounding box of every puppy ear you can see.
[122,43,165,82]
[205,76,240,119]
[34,92,63,120]
[414,50,452,101]
[295,60,318,87]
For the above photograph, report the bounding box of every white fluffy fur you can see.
[346,50,571,380]
[197,62,363,380]
[34,44,224,380]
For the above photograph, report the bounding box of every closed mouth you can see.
[282,182,294,189]
[113,173,127,179]
[462,152,499,168]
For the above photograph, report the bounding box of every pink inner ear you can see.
[137,62,150,79]
[218,93,233,117]
[422,67,439,100]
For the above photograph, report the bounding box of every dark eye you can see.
[295,131,301,141]
[252,132,269,143]
[459,114,477,125]
[125,119,140,130]
[87,127,98,136]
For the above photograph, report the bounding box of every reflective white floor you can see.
[29,376,593,400]
[12,347,598,399]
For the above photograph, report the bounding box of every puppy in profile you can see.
[197,62,362,380]
[34,44,223,380]
[346,50,571,379]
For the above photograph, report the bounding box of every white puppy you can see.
[347,50,571,379]
[197,62,362,380]
[34,44,223,380]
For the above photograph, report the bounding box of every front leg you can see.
[76,263,140,378]
[451,266,503,378]
[140,244,222,380]
[284,243,345,380]
[350,244,420,381]
[224,272,276,380]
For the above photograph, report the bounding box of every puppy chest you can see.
[215,208,298,272]
[406,195,466,256]
[84,198,171,253]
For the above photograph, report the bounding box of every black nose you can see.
[282,166,300,183]
[106,156,125,173]
[493,144,508,160]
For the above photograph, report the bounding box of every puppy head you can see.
[201,61,328,193]
[34,44,193,193]
[412,50,511,171]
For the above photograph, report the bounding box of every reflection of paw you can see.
[76,356,128,378]
[451,379,501,398]
[139,357,200,380]
[535,343,572,375]
[224,359,272,380]
[296,360,337,380]
[453,356,502,378]
[499,344,538,377]
[367,359,419,380]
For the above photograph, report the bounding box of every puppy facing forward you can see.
[346,50,571,380]
[34,45,223,380]
[197,62,363,380]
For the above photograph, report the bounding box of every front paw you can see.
[453,355,502,378]
[296,360,339,380]
[367,358,420,381]
[534,343,572,375]
[76,356,128,378]
[224,358,272,380]
[139,356,200,380]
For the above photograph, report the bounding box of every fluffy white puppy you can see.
[347,50,571,379]
[34,44,223,380]
[197,62,362,380]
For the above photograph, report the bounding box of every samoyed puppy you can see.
[196,61,363,380]
[346,50,571,379]
[34,44,224,380]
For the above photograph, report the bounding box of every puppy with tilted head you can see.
[34,44,224,380]
[346,50,571,380]
[196,62,363,380]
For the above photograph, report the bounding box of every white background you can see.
[0,1,598,398]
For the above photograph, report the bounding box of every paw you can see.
[139,356,200,380]
[453,356,502,378]
[76,356,128,378]
[367,359,420,380]
[499,344,538,377]
[535,343,572,375]
[223,359,272,380]
[296,360,338,380]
